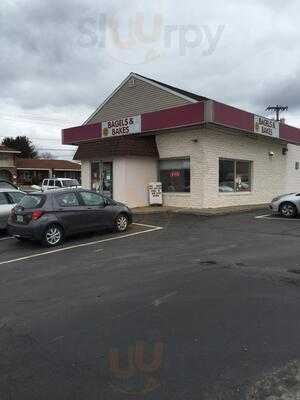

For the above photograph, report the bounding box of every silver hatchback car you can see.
[0,189,25,229]
[270,193,300,218]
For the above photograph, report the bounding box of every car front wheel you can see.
[42,224,64,247]
[115,214,129,233]
[280,202,297,218]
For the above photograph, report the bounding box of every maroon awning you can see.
[62,101,300,146]
[74,135,158,160]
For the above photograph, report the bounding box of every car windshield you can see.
[19,194,45,209]
[62,179,79,187]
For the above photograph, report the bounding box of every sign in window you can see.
[159,159,190,193]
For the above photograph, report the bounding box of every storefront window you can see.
[219,159,251,192]
[159,159,190,193]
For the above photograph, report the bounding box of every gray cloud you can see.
[0,0,117,109]
[1,0,300,158]
[257,73,300,111]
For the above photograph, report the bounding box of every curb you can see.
[132,205,269,217]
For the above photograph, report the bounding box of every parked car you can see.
[270,193,300,218]
[7,189,132,247]
[0,180,19,190]
[41,178,81,191]
[0,189,26,230]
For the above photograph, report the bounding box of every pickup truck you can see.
[41,178,81,191]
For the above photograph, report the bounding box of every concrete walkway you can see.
[132,203,269,216]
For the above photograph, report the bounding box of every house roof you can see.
[84,72,208,124]
[74,135,158,160]
[16,158,81,171]
[0,145,20,154]
[134,73,209,102]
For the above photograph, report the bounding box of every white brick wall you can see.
[156,130,203,207]
[156,128,288,208]
[201,129,286,208]
[285,144,300,193]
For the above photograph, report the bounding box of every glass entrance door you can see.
[102,162,113,198]
[91,162,101,192]
[90,161,113,198]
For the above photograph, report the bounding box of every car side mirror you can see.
[104,198,110,206]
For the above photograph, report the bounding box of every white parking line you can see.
[133,222,163,229]
[0,223,163,266]
[255,214,273,219]
[255,214,300,221]
[0,236,14,241]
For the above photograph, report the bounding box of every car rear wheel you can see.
[42,224,64,247]
[280,202,297,218]
[115,214,129,233]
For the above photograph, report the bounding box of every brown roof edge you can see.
[0,145,21,153]
[74,135,158,160]
[16,158,81,170]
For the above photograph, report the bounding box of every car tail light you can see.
[32,210,44,220]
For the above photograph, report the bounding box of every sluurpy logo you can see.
[108,341,165,396]
[77,7,225,65]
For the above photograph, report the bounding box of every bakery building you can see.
[62,73,300,208]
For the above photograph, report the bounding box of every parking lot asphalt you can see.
[2,212,300,399]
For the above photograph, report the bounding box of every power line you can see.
[0,111,78,124]
[266,105,288,121]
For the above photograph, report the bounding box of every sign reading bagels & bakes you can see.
[102,116,141,138]
[254,115,279,138]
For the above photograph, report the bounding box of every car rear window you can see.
[8,192,25,204]
[62,179,79,187]
[19,194,45,209]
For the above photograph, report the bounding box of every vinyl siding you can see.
[285,144,300,193]
[87,77,192,124]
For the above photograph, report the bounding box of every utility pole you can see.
[266,105,288,121]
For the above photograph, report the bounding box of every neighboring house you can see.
[16,159,81,186]
[0,145,20,183]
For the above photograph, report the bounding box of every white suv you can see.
[41,178,81,191]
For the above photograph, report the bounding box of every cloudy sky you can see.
[1,0,299,159]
